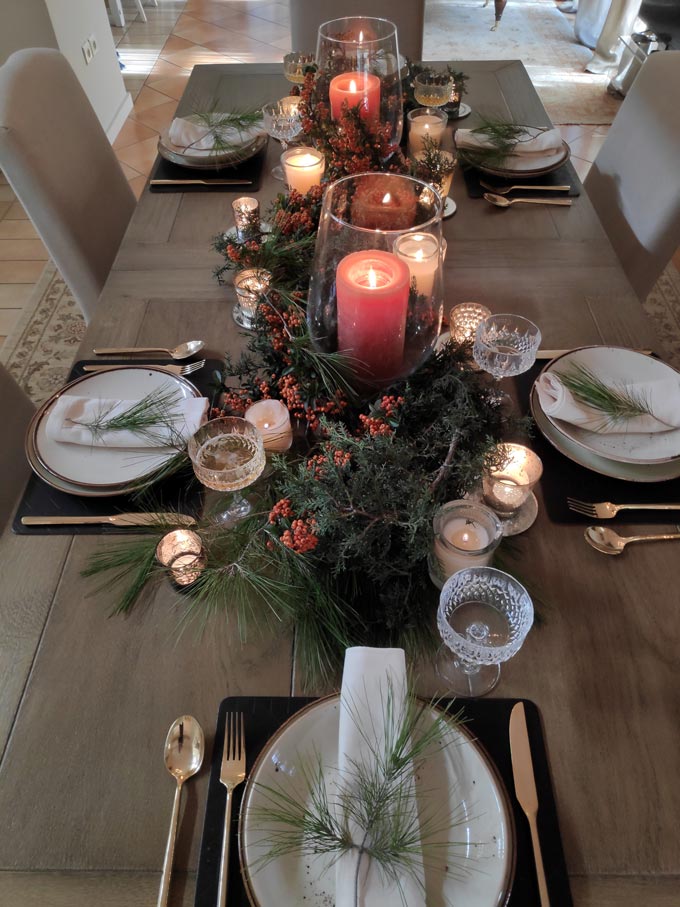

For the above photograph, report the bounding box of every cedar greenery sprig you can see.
[250,687,471,904]
[412,134,457,193]
[557,363,654,427]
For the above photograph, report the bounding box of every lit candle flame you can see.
[367,266,377,288]
[358,30,364,42]
[263,422,270,429]
[349,79,357,93]
[415,249,424,262]
[382,193,391,204]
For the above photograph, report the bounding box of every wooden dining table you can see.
[0,61,678,907]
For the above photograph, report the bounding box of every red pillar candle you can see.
[328,72,381,123]
[336,250,411,381]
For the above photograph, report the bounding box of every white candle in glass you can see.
[431,501,503,587]
[281,147,325,195]
[407,108,447,156]
[393,233,440,297]
[244,399,293,452]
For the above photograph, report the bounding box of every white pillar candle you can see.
[281,147,325,195]
[393,233,440,298]
[244,399,293,452]
[430,501,503,588]
[482,444,543,514]
[407,108,447,157]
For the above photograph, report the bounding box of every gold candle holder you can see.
[233,268,272,331]
[232,197,260,243]
[482,443,543,536]
[156,529,207,587]
[450,302,492,344]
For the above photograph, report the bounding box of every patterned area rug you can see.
[425,0,622,124]
[643,261,680,369]
[0,262,85,406]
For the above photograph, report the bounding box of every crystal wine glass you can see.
[473,314,541,378]
[413,71,454,109]
[262,101,302,180]
[437,566,533,697]
[188,417,266,524]
[283,51,315,85]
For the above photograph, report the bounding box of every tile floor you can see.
[0,0,668,349]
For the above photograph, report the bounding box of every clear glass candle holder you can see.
[437,566,534,697]
[233,268,272,330]
[428,500,503,590]
[407,107,448,157]
[283,51,316,85]
[473,314,541,378]
[315,17,404,147]
[307,172,444,389]
[232,196,260,243]
[281,147,325,195]
[450,302,492,345]
[482,442,543,536]
[155,529,207,588]
[413,71,454,108]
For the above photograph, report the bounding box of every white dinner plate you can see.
[455,127,570,178]
[240,696,515,907]
[158,115,267,169]
[538,347,680,464]
[530,383,680,482]
[31,367,200,490]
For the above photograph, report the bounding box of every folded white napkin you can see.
[336,647,425,907]
[45,395,209,448]
[168,115,263,152]
[456,126,563,156]
[536,371,680,433]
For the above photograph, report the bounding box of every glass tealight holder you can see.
[156,529,207,589]
[473,314,541,378]
[428,500,504,590]
[280,147,325,195]
[482,443,543,535]
[407,107,448,157]
[413,71,454,109]
[232,197,260,243]
[233,268,272,330]
[450,302,492,345]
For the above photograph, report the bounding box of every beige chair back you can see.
[0,365,34,531]
[289,0,425,61]
[0,48,135,323]
[584,51,680,300]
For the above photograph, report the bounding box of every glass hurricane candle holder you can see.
[450,302,492,345]
[428,500,503,590]
[315,17,404,147]
[307,172,444,388]
[155,529,207,589]
[281,146,325,195]
[233,268,272,330]
[232,196,260,243]
[437,566,534,697]
[482,443,543,535]
[473,313,541,378]
[407,107,448,157]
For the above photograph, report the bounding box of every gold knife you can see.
[509,702,550,907]
[22,513,196,527]
[150,179,251,186]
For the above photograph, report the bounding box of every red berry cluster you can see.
[306,452,328,479]
[379,395,405,419]
[268,497,294,524]
[333,449,351,468]
[358,414,393,436]
[281,517,319,553]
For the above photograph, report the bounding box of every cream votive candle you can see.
[483,443,543,515]
[450,302,492,344]
[430,501,503,589]
[393,232,440,298]
[244,399,293,452]
[407,107,447,157]
[281,147,325,195]
[232,196,260,243]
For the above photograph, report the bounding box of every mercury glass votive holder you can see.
[428,500,504,590]
[232,197,260,243]
[156,529,207,588]
[450,302,492,345]
[233,268,272,330]
[482,443,543,536]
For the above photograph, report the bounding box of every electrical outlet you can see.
[89,33,98,56]
[81,39,93,65]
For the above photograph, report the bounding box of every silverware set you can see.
[567,499,680,554]
[479,180,572,209]
[82,359,206,376]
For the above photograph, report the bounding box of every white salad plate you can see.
[240,695,515,907]
[30,367,200,491]
[538,347,680,464]
[158,115,267,169]
[455,126,570,178]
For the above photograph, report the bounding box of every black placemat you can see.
[462,159,581,198]
[148,146,266,193]
[12,359,224,535]
[195,696,572,907]
[516,362,680,524]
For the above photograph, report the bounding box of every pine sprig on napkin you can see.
[72,386,189,446]
[457,117,552,169]
[557,363,654,428]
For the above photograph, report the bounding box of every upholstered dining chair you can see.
[289,0,425,61]
[0,48,136,323]
[0,365,34,531]
[584,51,680,301]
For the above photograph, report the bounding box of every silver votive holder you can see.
[482,443,543,536]
[232,196,260,243]
[156,529,207,588]
[233,268,272,330]
[450,302,492,345]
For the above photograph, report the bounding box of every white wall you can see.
[43,0,132,139]
[0,0,58,65]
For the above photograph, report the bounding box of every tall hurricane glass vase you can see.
[307,172,444,388]
[315,17,403,148]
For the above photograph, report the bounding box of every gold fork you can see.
[81,359,206,376]
[217,712,246,907]
[567,497,680,519]
[480,179,571,195]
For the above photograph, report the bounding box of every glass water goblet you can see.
[188,417,266,524]
[473,314,541,378]
[413,71,454,109]
[437,566,533,697]
[262,101,302,180]
[283,51,315,85]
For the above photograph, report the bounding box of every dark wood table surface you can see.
[0,62,678,906]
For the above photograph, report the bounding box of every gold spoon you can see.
[93,339,205,360]
[585,525,680,555]
[480,179,571,194]
[484,192,573,208]
[157,716,205,907]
